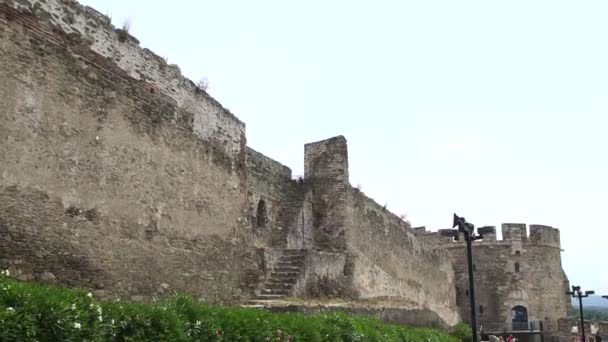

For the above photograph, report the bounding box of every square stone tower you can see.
[304,136,348,251]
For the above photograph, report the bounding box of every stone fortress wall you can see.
[0,0,460,327]
[246,136,460,327]
[0,0,257,303]
[0,0,567,332]
[417,224,570,334]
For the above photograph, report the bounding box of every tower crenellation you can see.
[528,224,561,248]
[420,223,562,250]
[501,223,527,242]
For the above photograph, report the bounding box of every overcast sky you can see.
[79,0,608,295]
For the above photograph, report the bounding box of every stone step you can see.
[282,249,307,255]
[246,299,280,306]
[279,254,305,260]
[261,288,290,295]
[273,266,301,273]
[255,293,285,300]
[269,271,299,278]
[268,273,297,280]
[276,261,304,268]
[277,256,305,262]
[264,282,293,290]
[267,275,297,283]
[254,248,307,300]
[279,255,306,262]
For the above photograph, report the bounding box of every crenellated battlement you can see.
[502,223,527,242]
[415,223,562,249]
[528,224,561,247]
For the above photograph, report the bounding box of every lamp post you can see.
[439,214,495,342]
[566,285,594,342]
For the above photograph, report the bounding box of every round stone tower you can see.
[432,223,570,340]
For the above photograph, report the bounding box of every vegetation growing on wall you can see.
[0,273,459,341]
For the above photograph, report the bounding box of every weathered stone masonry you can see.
[418,224,570,338]
[0,0,569,333]
[0,0,255,303]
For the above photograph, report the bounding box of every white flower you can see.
[74,322,81,329]
[195,320,201,326]
[6,307,14,312]
[111,319,115,325]
[96,307,102,315]
[98,315,103,322]
[87,292,93,298]
[70,304,76,310]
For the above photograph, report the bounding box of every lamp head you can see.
[452,214,462,229]
[477,226,496,236]
[453,213,474,234]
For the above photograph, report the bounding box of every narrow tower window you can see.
[256,200,267,228]
[479,305,483,314]
[515,262,520,273]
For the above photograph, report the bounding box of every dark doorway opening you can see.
[511,306,528,331]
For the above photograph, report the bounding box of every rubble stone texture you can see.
[0,0,569,335]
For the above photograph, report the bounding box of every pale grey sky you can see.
[80,0,608,294]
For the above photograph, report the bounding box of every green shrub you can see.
[0,273,458,341]
[451,322,473,342]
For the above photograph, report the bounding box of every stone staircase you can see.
[271,184,306,248]
[255,249,306,300]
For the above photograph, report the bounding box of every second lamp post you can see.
[567,285,594,342]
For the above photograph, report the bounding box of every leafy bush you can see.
[0,273,458,341]
[450,322,472,342]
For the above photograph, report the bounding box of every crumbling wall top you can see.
[304,136,349,181]
[7,0,245,158]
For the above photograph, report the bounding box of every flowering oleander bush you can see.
[0,272,459,341]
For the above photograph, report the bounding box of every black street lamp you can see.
[440,214,495,342]
[566,285,594,342]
